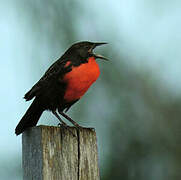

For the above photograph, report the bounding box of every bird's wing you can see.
[24,58,71,101]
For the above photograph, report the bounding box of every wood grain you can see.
[22,125,100,180]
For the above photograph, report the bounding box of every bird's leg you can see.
[52,111,68,126]
[58,111,83,129]
[52,111,76,137]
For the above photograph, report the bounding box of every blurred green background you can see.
[1,0,181,179]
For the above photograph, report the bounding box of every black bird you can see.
[15,41,107,135]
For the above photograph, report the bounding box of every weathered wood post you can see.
[22,125,100,180]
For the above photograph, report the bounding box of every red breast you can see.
[63,57,100,102]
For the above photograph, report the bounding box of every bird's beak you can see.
[91,42,109,61]
[93,42,108,47]
[94,54,109,61]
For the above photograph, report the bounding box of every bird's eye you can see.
[85,46,90,49]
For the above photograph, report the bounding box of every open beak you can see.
[91,42,109,61]
[94,54,109,61]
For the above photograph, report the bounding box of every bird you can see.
[15,41,108,135]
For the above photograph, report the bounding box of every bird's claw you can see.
[58,123,76,137]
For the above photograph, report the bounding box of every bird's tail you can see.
[15,98,44,135]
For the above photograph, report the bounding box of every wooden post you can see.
[22,125,100,180]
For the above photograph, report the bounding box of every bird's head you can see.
[64,41,108,61]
